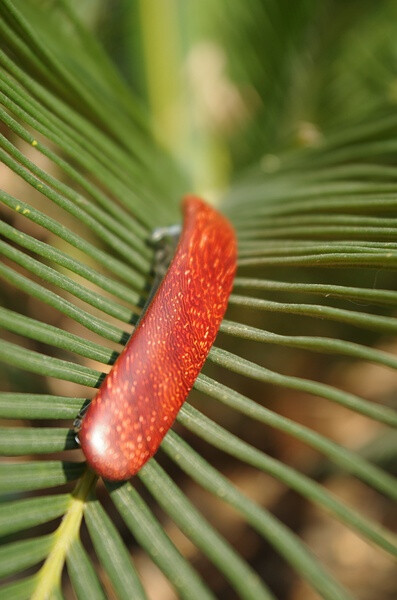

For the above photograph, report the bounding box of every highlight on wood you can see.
[77,196,237,480]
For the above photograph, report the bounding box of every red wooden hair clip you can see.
[76,196,237,480]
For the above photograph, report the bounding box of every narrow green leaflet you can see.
[1,1,397,599]
[0,535,52,579]
[139,460,275,600]
[84,499,146,600]
[108,482,217,600]
[66,539,107,600]
[162,431,354,600]
[0,494,70,536]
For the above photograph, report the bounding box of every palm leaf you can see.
[0,1,396,599]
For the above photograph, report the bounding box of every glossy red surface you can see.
[79,196,237,480]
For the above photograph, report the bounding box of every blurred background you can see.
[1,1,397,598]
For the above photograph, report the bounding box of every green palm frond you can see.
[1,1,396,599]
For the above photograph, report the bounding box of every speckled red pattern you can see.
[79,196,237,480]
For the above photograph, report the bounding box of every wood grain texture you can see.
[79,196,237,480]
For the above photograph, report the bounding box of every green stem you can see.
[31,469,97,600]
